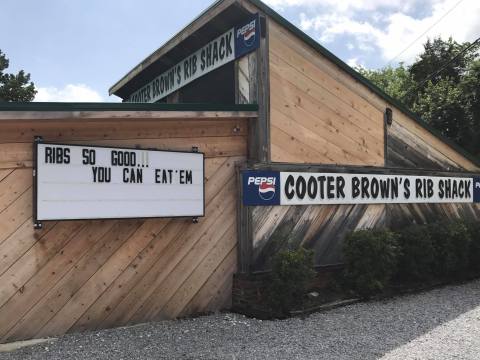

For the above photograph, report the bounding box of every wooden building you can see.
[0,0,479,342]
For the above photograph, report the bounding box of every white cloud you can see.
[347,57,364,68]
[267,0,480,65]
[34,84,104,102]
[379,0,480,62]
[265,0,420,13]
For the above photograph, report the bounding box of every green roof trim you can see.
[0,102,259,112]
[247,0,480,168]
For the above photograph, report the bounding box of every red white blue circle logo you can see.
[242,171,280,206]
[258,179,276,201]
[242,25,256,47]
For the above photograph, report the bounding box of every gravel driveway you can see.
[1,279,480,360]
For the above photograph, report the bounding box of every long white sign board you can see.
[35,142,204,222]
[242,171,480,206]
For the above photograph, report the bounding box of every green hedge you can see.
[396,224,435,282]
[467,221,480,276]
[429,221,471,279]
[342,220,480,298]
[342,230,400,298]
[260,219,480,313]
[265,247,315,317]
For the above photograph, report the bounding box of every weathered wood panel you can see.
[386,111,480,228]
[268,20,384,166]
[388,203,480,230]
[251,204,386,271]
[387,112,478,171]
[0,112,248,342]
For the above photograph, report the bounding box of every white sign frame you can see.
[242,170,480,206]
[34,140,205,226]
[280,172,474,205]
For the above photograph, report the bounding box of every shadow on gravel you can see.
[0,280,479,360]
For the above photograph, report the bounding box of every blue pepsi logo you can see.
[237,19,256,48]
[474,177,480,203]
[247,176,276,201]
[243,171,280,206]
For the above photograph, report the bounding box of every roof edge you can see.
[0,102,259,112]
[108,0,235,97]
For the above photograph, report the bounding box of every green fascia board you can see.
[0,102,259,113]
[248,0,480,168]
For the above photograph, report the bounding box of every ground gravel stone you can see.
[1,280,480,359]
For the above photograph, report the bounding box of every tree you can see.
[414,78,467,147]
[410,38,476,89]
[357,64,417,106]
[358,37,480,157]
[0,49,36,102]
[459,60,480,156]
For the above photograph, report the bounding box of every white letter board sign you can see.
[34,142,205,222]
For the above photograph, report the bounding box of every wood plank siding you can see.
[245,18,480,272]
[387,111,479,172]
[253,19,386,269]
[0,110,253,342]
[268,20,384,166]
[386,111,480,228]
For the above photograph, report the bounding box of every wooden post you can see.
[256,15,270,163]
[235,13,270,164]
[236,164,251,273]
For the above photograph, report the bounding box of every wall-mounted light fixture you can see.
[384,107,393,126]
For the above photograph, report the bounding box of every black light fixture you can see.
[385,107,393,125]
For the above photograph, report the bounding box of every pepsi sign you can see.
[474,176,480,203]
[235,14,261,59]
[242,171,280,206]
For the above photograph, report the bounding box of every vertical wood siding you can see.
[0,113,248,342]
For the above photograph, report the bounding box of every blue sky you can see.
[1,0,478,102]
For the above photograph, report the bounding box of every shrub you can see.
[429,220,471,280]
[396,224,435,282]
[342,229,400,298]
[465,221,480,276]
[266,247,315,317]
